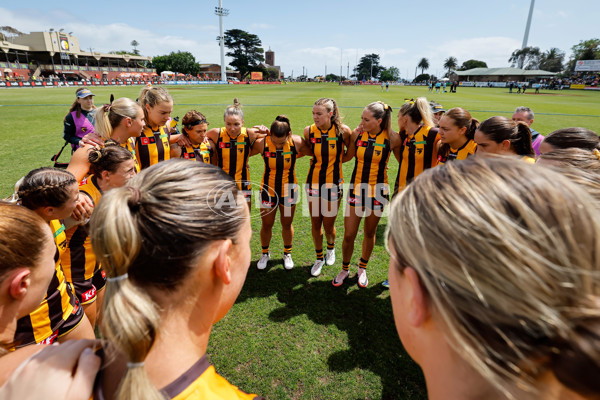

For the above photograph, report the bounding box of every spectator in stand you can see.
[63,88,96,152]
[512,106,543,157]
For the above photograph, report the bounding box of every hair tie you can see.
[185,119,208,128]
[126,362,144,369]
[106,273,128,283]
[127,187,142,207]
[103,103,112,113]
[594,149,600,160]
[384,103,390,111]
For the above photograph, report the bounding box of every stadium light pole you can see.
[519,0,535,69]
[215,1,229,82]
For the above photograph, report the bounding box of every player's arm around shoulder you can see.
[343,127,360,163]
[67,144,94,183]
[293,134,312,158]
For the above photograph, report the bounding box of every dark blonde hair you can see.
[88,142,134,177]
[477,116,534,157]
[15,168,77,210]
[90,159,247,400]
[95,97,142,141]
[314,98,343,136]
[387,157,600,399]
[138,86,172,123]
[224,98,243,121]
[364,101,393,132]
[399,97,434,128]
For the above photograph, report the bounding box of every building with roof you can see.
[0,31,155,81]
[454,67,557,82]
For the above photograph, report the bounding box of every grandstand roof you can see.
[455,67,557,76]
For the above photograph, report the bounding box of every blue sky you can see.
[2,0,598,78]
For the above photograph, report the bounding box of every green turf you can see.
[1,83,599,399]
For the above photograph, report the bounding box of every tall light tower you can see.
[519,0,535,69]
[215,1,229,82]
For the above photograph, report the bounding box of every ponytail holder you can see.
[7,177,24,204]
[404,98,415,105]
[106,273,128,283]
[126,362,144,369]
[594,149,600,160]
[103,103,112,113]
[384,103,390,111]
[127,186,142,207]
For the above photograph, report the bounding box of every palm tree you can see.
[443,57,458,75]
[417,58,429,74]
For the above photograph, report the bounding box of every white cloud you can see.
[250,23,274,29]
[427,36,522,70]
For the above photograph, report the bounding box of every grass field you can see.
[1,83,599,399]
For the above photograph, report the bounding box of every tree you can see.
[414,73,431,83]
[379,66,400,82]
[353,54,383,80]
[151,51,200,75]
[459,59,488,70]
[508,46,541,70]
[443,57,458,76]
[326,73,342,81]
[0,26,24,41]
[109,50,138,56]
[567,38,600,72]
[417,58,429,74]
[266,67,280,80]
[224,29,264,80]
[539,48,564,72]
[131,40,140,56]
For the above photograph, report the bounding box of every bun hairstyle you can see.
[90,159,247,400]
[138,86,172,123]
[399,97,435,128]
[13,167,77,210]
[387,157,600,399]
[88,142,134,177]
[364,101,393,133]
[543,127,600,151]
[270,115,291,138]
[224,98,244,121]
[181,110,208,135]
[95,97,142,141]
[477,116,534,157]
[314,98,343,137]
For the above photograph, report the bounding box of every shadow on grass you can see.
[238,266,427,399]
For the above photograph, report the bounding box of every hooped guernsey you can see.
[135,124,171,169]
[261,136,298,206]
[14,220,78,346]
[348,130,392,208]
[216,127,251,194]
[306,123,344,190]
[61,176,105,305]
[394,125,439,193]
